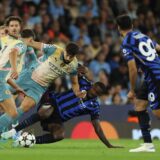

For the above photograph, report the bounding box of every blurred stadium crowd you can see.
[0,0,160,105]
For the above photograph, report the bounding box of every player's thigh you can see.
[38,105,54,119]
[20,96,36,112]
[135,81,148,111]
[152,109,160,118]
[0,97,17,117]
[134,99,148,111]
[147,84,160,117]
[48,123,65,138]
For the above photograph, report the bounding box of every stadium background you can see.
[1,0,160,140]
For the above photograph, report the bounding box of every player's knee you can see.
[9,110,18,118]
[153,111,160,118]
[38,106,53,120]
[21,105,32,112]
[134,100,148,111]
[52,132,64,141]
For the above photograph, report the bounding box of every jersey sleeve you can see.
[27,47,37,61]
[42,44,57,56]
[90,101,100,120]
[121,45,134,62]
[152,40,157,48]
[70,63,78,76]
[14,42,27,55]
[70,69,78,76]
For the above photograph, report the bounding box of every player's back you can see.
[122,31,160,81]
[52,76,100,122]
[22,47,38,70]
[31,44,78,87]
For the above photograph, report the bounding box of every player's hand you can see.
[23,38,33,45]
[127,90,136,100]
[15,87,26,96]
[10,69,18,79]
[77,66,88,75]
[76,90,87,98]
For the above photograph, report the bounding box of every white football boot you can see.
[129,143,155,152]
[1,128,17,139]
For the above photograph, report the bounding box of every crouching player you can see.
[2,66,123,148]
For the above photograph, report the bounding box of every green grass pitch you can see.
[0,139,159,160]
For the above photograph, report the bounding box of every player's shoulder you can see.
[71,57,78,66]
[122,31,135,45]
[89,98,100,108]
[27,46,35,52]
[1,35,8,41]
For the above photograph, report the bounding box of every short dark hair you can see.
[116,15,132,30]
[94,82,107,95]
[21,29,35,39]
[5,16,22,26]
[66,42,79,56]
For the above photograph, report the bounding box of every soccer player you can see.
[0,16,27,131]
[2,66,122,148]
[0,30,86,132]
[116,15,160,152]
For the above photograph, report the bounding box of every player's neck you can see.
[121,29,132,37]
[8,34,19,39]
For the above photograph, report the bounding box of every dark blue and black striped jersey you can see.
[121,31,160,82]
[47,76,100,122]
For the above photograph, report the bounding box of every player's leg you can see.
[0,97,17,117]
[129,81,154,152]
[0,97,18,132]
[0,96,36,135]
[0,82,19,131]
[14,104,53,132]
[36,104,64,144]
[12,82,46,124]
[135,99,152,144]
[36,123,65,144]
[152,109,160,118]
[1,103,53,139]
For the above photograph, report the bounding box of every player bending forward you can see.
[2,67,122,148]
[0,29,86,133]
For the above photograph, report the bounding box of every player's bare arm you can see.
[23,39,43,51]
[7,78,26,95]
[9,48,19,79]
[91,119,123,148]
[77,65,89,75]
[70,75,87,98]
[155,44,160,52]
[127,59,137,99]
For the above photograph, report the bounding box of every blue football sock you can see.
[0,108,24,132]
[137,110,152,143]
[0,114,14,132]
[15,113,40,131]
[13,108,24,124]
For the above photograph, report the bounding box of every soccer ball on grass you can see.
[18,132,36,148]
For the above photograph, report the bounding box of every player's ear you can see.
[29,37,33,42]
[131,24,133,29]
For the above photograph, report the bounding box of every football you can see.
[18,132,36,148]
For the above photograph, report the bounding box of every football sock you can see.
[0,108,24,132]
[15,113,40,131]
[136,110,152,143]
[36,134,63,144]
[0,114,14,132]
